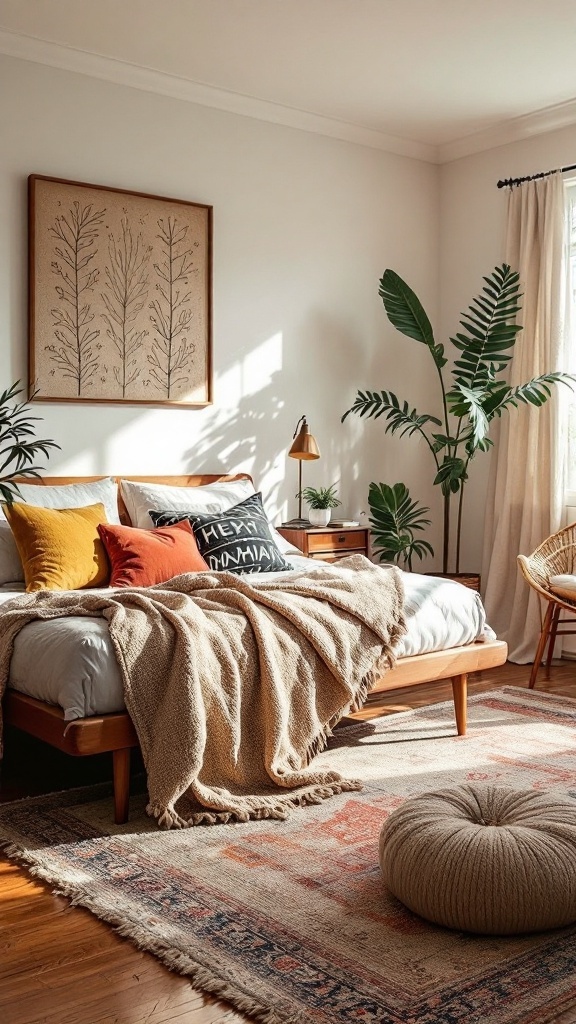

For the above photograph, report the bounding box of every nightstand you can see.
[277,525,369,563]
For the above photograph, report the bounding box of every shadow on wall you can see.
[30,348,290,519]
[32,381,287,513]
[333,310,445,559]
[23,300,398,526]
[182,367,287,516]
[283,308,376,520]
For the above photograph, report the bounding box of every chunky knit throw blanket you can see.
[0,555,405,828]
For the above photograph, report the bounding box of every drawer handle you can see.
[337,535,347,543]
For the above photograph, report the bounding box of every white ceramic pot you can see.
[308,508,331,527]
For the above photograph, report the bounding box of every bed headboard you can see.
[13,474,254,526]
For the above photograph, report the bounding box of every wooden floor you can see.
[1,660,574,1024]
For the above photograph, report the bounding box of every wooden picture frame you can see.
[28,175,213,407]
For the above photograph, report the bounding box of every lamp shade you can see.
[289,418,320,461]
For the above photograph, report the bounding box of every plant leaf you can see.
[450,264,523,392]
[492,373,576,415]
[447,383,489,449]
[434,457,467,496]
[379,270,446,370]
[342,391,441,441]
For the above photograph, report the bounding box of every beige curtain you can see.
[482,173,568,662]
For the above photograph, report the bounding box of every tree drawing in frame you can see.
[28,176,212,407]
[101,216,151,397]
[47,200,105,396]
[148,216,196,398]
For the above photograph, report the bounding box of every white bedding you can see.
[2,557,495,720]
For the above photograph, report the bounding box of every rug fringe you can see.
[0,839,302,1024]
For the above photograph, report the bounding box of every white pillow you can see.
[119,477,300,555]
[0,478,120,524]
[549,574,576,601]
[120,477,256,528]
[0,477,120,585]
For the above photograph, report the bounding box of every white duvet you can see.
[2,557,494,720]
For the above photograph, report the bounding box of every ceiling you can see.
[2,0,576,162]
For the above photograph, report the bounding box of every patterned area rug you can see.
[2,686,576,1024]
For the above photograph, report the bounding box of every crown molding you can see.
[0,29,438,163]
[4,28,576,166]
[439,97,576,163]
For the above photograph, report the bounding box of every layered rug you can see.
[2,686,576,1024]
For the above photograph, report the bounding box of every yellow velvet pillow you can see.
[4,502,110,592]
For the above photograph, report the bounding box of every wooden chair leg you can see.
[529,600,555,689]
[451,674,467,736]
[545,604,561,679]
[112,747,131,825]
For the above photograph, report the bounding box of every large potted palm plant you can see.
[343,264,573,578]
[0,381,59,502]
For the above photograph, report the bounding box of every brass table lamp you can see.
[284,415,320,526]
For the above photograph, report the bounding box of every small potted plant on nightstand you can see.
[300,484,341,528]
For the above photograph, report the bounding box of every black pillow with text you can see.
[149,493,291,574]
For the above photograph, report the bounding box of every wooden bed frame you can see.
[1,475,508,824]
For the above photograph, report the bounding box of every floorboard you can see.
[0,659,573,1023]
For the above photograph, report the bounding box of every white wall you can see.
[4,54,576,572]
[0,55,440,536]
[440,124,576,571]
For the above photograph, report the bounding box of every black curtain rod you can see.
[497,163,576,189]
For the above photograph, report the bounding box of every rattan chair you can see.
[518,522,576,688]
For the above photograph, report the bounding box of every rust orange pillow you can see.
[4,502,109,592]
[97,519,208,587]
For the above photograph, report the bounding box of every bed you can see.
[0,475,508,823]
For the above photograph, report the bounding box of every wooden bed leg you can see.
[451,674,467,736]
[112,748,131,824]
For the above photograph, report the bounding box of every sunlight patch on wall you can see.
[235,332,285,518]
[241,332,283,397]
[49,332,287,509]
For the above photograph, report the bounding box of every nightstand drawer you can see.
[276,526,368,560]
[312,549,366,563]
[306,530,367,554]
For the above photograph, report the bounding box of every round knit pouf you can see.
[379,784,576,935]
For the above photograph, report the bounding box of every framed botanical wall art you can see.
[28,175,212,406]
